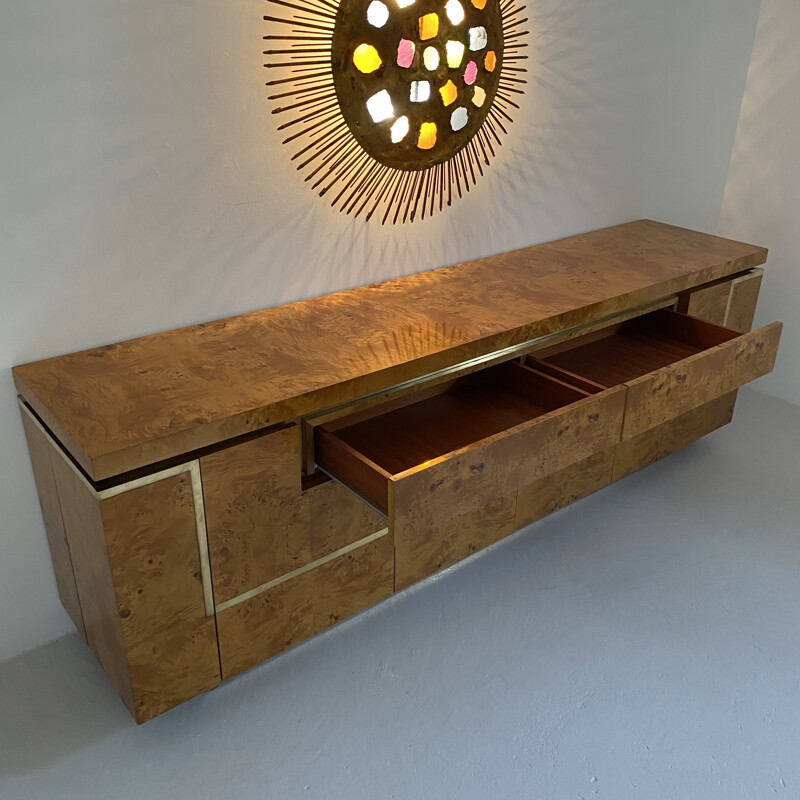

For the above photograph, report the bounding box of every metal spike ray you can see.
[263,0,527,222]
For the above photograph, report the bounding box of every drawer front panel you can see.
[202,426,386,604]
[390,386,626,533]
[515,448,615,530]
[622,321,781,439]
[613,391,737,480]
[394,492,518,589]
[217,534,394,679]
[391,386,625,588]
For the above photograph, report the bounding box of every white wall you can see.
[0,0,761,661]
[719,0,800,405]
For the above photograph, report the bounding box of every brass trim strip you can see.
[300,295,677,432]
[19,400,216,618]
[215,526,391,614]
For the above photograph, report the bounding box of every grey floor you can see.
[1,388,798,800]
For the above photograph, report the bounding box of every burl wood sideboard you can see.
[14,220,782,723]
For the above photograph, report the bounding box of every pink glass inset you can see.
[397,38,416,68]
[464,60,478,85]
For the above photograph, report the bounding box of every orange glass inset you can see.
[419,13,439,40]
[439,80,458,106]
[417,121,437,149]
[484,50,497,71]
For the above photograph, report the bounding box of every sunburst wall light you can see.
[264,0,528,223]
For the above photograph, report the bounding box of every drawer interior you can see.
[529,309,739,388]
[314,361,592,512]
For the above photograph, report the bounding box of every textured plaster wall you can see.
[719,0,800,405]
[0,0,761,660]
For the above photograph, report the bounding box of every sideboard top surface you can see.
[13,220,767,481]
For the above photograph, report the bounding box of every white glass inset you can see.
[366,89,394,122]
[450,106,468,131]
[410,80,431,102]
[468,26,487,50]
[445,0,465,24]
[367,0,390,27]
[390,115,410,143]
[423,46,440,70]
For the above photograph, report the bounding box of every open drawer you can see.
[528,308,782,440]
[314,360,626,525]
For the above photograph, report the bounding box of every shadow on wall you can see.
[190,0,648,317]
[718,0,800,404]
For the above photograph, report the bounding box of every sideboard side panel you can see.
[725,269,764,333]
[19,408,85,639]
[48,453,136,716]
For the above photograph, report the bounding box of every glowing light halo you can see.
[263,0,528,223]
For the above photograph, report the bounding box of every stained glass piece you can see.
[464,60,478,85]
[390,115,410,143]
[439,79,458,106]
[450,106,468,131]
[353,43,383,74]
[417,122,437,150]
[419,13,439,40]
[396,0,415,7]
[423,46,440,70]
[410,80,431,102]
[471,0,487,9]
[445,40,465,68]
[445,0,465,25]
[472,85,486,107]
[468,26,487,50]
[366,89,394,123]
[367,1,390,27]
[484,50,497,71]
[397,38,416,68]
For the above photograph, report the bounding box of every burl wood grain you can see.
[725,269,763,333]
[390,386,625,533]
[46,449,220,724]
[612,392,738,481]
[621,321,781,439]
[48,453,136,715]
[390,387,625,589]
[19,408,85,638]
[100,475,221,723]
[201,425,386,604]
[393,492,518,589]
[680,280,733,326]
[515,449,615,529]
[217,535,394,679]
[13,221,769,480]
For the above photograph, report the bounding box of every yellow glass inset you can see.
[353,43,382,74]
[472,85,486,107]
[439,80,458,106]
[417,121,437,149]
[445,40,465,68]
[419,13,439,40]
[484,50,497,71]
[471,0,487,8]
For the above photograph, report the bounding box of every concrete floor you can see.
[1,388,798,800]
